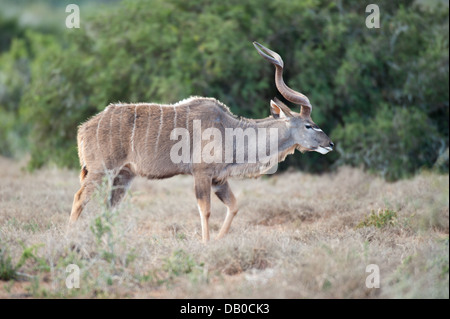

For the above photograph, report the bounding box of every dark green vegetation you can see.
[0,0,448,180]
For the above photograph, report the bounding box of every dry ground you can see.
[0,156,448,298]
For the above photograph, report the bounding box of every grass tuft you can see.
[356,209,398,229]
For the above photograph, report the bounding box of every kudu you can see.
[70,42,334,242]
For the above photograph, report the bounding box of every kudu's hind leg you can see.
[69,170,104,223]
[109,165,135,208]
[194,176,212,243]
[213,180,238,239]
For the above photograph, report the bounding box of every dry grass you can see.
[0,156,448,298]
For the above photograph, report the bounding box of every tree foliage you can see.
[0,0,448,179]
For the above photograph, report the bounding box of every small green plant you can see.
[163,249,197,278]
[0,247,17,280]
[89,175,121,264]
[162,249,205,285]
[0,243,49,280]
[356,209,398,229]
[86,174,139,293]
[23,221,40,233]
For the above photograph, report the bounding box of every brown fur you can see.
[69,96,332,242]
[80,166,88,182]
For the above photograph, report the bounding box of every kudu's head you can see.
[254,42,334,154]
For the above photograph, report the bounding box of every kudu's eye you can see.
[305,124,312,129]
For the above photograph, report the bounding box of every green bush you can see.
[0,0,448,179]
[0,36,33,156]
[0,14,25,53]
[334,105,443,180]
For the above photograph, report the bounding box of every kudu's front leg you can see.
[194,176,212,243]
[213,180,238,239]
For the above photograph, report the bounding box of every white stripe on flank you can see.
[185,105,191,164]
[118,106,124,149]
[96,109,106,165]
[108,106,114,154]
[145,105,151,156]
[154,105,163,153]
[173,105,177,129]
[79,139,85,167]
[185,105,190,133]
[130,105,137,153]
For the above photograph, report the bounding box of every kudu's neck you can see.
[223,115,296,177]
[238,115,294,151]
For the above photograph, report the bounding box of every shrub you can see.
[356,209,398,229]
[334,105,442,180]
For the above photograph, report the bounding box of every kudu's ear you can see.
[270,99,292,119]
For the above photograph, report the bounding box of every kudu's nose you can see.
[329,142,334,149]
